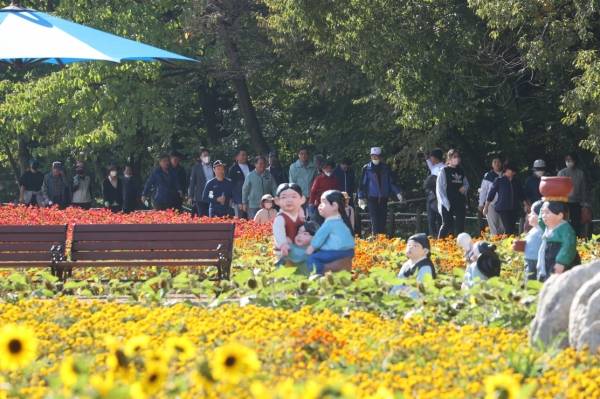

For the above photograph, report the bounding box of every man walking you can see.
[228,148,254,220]
[420,149,444,237]
[188,148,214,217]
[19,158,44,207]
[357,147,403,236]
[141,154,183,211]
[42,161,71,210]
[203,160,243,218]
[289,145,317,218]
[267,151,288,186]
[242,156,278,219]
[478,155,505,236]
[332,157,355,206]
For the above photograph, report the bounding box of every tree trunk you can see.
[198,83,232,143]
[222,33,271,155]
[3,142,20,186]
[17,137,31,176]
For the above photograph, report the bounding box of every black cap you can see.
[52,161,63,170]
[269,151,278,158]
[107,164,118,172]
[340,157,353,165]
[477,251,502,278]
[324,160,336,169]
[213,160,226,168]
[408,233,430,251]
[430,149,443,161]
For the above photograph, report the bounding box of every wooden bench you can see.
[66,223,235,280]
[0,225,68,277]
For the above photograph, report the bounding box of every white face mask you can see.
[202,156,210,164]
[451,158,460,166]
[110,171,117,177]
[124,174,132,179]
[566,161,575,169]
[372,159,380,165]
[534,171,545,177]
[264,202,273,209]
[324,172,332,177]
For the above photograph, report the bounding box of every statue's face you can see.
[541,205,563,228]
[277,188,305,213]
[406,240,429,261]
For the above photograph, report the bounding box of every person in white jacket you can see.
[477,155,505,236]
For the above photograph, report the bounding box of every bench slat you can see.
[72,231,232,241]
[67,260,218,267]
[74,223,235,232]
[0,261,53,267]
[72,241,230,251]
[0,243,64,251]
[0,253,55,261]
[0,234,68,242]
[71,251,220,261]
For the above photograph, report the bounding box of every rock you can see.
[576,321,600,354]
[569,273,600,348]
[529,260,600,349]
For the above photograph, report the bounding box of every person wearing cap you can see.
[477,155,505,236]
[267,151,288,187]
[309,160,341,224]
[254,194,277,223]
[71,162,93,210]
[102,165,123,213]
[421,149,444,237]
[228,148,254,220]
[557,152,586,237]
[42,161,71,209]
[436,149,469,239]
[141,154,183,211]
[170,151,187,213]
[289,145,318,216]
[19,158,44,207]
[241,156,278,219]
[462,241,501,289]
[203,160,243,218]
[524,159,549,207]
[332,157,355,206]
[357,147,403,236]
[483,159,529,236]
[188,148,214,218]
[390,233,436,297]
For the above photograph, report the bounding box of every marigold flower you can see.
[0,324,38,371]
[210,342,261,383]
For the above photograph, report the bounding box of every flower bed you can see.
[1,299,599,399]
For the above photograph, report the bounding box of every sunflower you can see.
[484,374,521,399]
[139,362,168,396]
[165,336,195,361]
[89,373,115,398]
[210,342,261,383]
[59,357,84,388]
[124,335,150,357]
[0,324,38,371]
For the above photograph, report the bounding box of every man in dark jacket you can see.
[332,157,355,206]
[227,148,254,219]
[203,160,243,218]
[42,161,71,210]
[267,151,288,187]
[141,154,183,211]
[357,147,403,236]
[188,148,214,217]
[122,165,138,213]
[170,151,187,213]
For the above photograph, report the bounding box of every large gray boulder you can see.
[569,272,600,351]
[530,260,600,349]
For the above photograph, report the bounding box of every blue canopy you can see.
[0,2,198,68]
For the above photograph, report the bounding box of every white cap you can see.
[456,233,472,251]
[370,147,382,155]
[532,159,546,170]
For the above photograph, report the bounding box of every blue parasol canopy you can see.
[0,0,198,68]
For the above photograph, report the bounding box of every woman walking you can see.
[436,149,469,238]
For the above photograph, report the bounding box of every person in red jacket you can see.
[309,160,341,224]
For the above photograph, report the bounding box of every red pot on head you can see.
[539,177,573,199]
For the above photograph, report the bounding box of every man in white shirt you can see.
[421,148,444,237]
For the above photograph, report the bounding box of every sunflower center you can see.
[225,355,236,367]
[8,339,22,354]
[149,373,158,383]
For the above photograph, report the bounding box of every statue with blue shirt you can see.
[391,233,437,297]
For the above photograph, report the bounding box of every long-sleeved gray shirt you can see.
[557,167,586,203]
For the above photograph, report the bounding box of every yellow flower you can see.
[124,335,150,357]
[210,342,261,383]
[484,374,521,399]
[250,381,274,399]
[365,387,395,399]
[90,373,115,398]
[139,362,168,396]
[165,336,195,361]
[0,324,38,371]
[59,357,82,388]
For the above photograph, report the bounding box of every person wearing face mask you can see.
[42,161,71,210]
[122,165,138,214]
[253,194,278,223]
[102,165,123,213]
[483,160,530,236]
[477,155,505,236]
[557,152,586,237]
[523,159,549,232]
[241,156,278,220]
[436,149,470,239]
[267,151,288,187]
[309,160,341,225]
[19,158,45,207]
[71,162,93,210]
[357,147,403,236]
[188,148,214,217]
